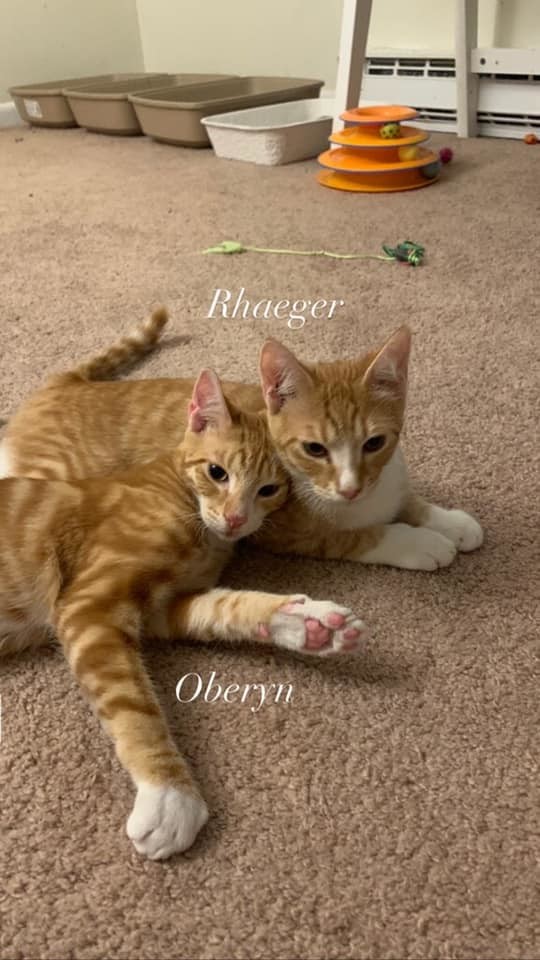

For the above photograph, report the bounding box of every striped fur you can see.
[1,320,482,567]
[53,306,169,385]
[0,383,292,857]
[0,374,365,858]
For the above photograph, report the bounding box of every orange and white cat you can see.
[0,369,365,859]
[0,308,483,568]
[254,327,483,568]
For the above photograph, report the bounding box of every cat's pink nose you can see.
[225,512,247,530]
[338,486,361,501]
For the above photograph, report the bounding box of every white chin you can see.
[205,522,228,539]
[329,490,366,504]
[211,526,244,541]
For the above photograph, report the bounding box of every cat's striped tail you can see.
[55,306,170,383]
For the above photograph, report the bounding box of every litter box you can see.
[202,99,334,165]
[63,74,231,135]
[129,76,324,147]
[9,74,147,128]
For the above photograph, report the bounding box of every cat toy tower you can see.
[317,105,441,193]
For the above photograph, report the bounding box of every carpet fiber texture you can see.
[0,126,538,960]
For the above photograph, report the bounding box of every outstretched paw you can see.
[127,782,208,860]
[266,597,366,656]
[425,507,484,552]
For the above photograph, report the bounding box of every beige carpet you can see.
[0,125,538,960]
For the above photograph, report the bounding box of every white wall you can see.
[492,0,540,46]
[2,0,539,105]
[136,0,343,88]
[368,0,540,54]
[136,0,540,91]
[0,0,144,102]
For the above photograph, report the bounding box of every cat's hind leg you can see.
[153,589,367,657]
[55,594,208,860]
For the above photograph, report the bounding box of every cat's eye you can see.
[208,463,228,482]
[302,441,328,459]
[258,484,280,498]
[363,435,386,454]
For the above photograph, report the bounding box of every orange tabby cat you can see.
[0,369,365,859]
[0,308,483,569]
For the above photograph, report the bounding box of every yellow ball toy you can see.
[398,145,420,161]
[380,122,401,138]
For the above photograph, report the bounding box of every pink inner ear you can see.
[363,326,411,396]
[189,369,231,432]
[188,400,206,433]
[260,350,280,392]
[260,339,299,391]
[192,373,213,410]
[265,386,283,415]
[260,340,313,414]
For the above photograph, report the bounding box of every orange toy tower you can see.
[317,105,441,193]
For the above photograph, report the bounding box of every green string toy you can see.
[202,239,425,267]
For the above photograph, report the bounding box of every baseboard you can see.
[0,101,24,129]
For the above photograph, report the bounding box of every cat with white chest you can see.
[0,309,483,574]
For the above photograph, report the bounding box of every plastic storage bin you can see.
[9,74,145,128]
[130,76,324,147]
[202,99,334,164]
[63,74,231,135]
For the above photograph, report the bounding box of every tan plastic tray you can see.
[64,74,234,136]
[9,74,146,128]
[129,76,325,147]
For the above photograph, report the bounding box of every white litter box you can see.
[202,99,334,165]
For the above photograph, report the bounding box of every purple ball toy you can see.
[439,147,453,164]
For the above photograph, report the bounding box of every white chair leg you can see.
[333,0,373,132]
[455,0,479,137]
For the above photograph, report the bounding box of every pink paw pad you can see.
[341,626,362,651]
[304,619,331,650]
[325,612,346,629]
[268,600,367,657]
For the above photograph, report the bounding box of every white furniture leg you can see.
[455,0,479,137]
[333,0,373,132]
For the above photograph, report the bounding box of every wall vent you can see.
[361,56,540,138]
[367,57,456,79]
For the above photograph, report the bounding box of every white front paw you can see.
[127,783,208,860]
[391,526,457,570]
[426,507,483,552]
[269,597,366,656]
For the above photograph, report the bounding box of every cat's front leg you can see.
[55,597,208,860]
[354,523,457,570]
[154,589,367,657]
[397,492,484,552]
[258,516,458,570]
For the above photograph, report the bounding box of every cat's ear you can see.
[259,339,314,414]
[361,325,411,400]
[188,369,232,433]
